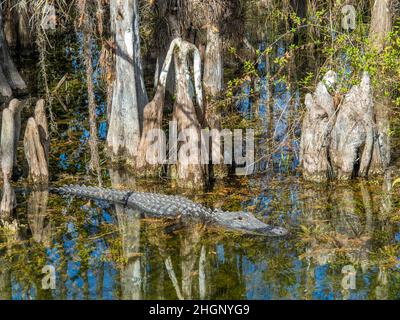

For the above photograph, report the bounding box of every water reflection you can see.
[27,191,52,246]
[110,168,141,300]
[0,172,399,300]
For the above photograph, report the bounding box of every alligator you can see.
[54,185,288,237]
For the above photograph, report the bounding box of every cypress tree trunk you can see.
[107,0,147,165]
[7,99,23,174]
[3,0,31,51]
[16,1,31,51]
[0,4,26,98]
[203,25,228,180]
[132,0,148,121]
[203,26,223,98]
[1,102,18,213]
[3,0,16,49]
[171,40,206,189]
[369,0,392,175]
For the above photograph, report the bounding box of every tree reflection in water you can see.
[0,171,399,300]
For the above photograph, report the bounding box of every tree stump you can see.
[34,99,50,163]
[300,71,377,182]
[7,98,23,173]
[0,107,16,214]
[330,72,375,180]
[300,71,337,182]
[23,117,49,184]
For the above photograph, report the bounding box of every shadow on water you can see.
[0,170,399,300]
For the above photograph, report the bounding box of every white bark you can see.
[1,107,15,180]
[1,106,16,214]
[203,26,227,179]
[107,0,147,163]
[370,0,392,52]
[0,178,15,214]
[203,26,223,97]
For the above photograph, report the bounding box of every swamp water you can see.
[1,34,400,301]
[0,172,399,300]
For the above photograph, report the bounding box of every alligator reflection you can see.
[0,174,399,300]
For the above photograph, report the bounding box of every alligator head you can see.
[212,209,288,237]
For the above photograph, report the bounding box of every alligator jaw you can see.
[212,210,289,237]
[250,226,289,237]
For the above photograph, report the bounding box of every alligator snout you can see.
[212,210,288,237]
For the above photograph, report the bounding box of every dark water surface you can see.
[1,171,399,300]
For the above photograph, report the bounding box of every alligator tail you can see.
[53,185,130,205]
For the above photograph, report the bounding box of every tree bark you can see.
[203,25,227,180]
[0,177,15,214]
[0,4,26,94]
[17,2,31,50]
[107,0,147,165]
[330,73,375,180]
[369,0,392,175]
[171,40,206,189]
[1,107,15,180]
[3,0,31,50]
[1,106,16,214]
[203,26,223,98]
[300,71,378,182]
[132,0,148,119]
[34,99,50,163]
[3,0,17,49]
[7,98,23,173]
[300,71,337,182]
[23,117,49,184]
[136,38,177,177]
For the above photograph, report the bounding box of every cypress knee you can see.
[23,118,49,184]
